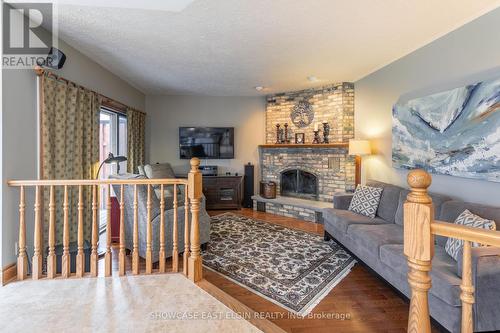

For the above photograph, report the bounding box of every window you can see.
[99,108,127,213]
[99,108,128,179]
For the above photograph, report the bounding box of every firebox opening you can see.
[280,169,318,200]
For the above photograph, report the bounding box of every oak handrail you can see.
[432,221,500,247]
[7,178,188,186]
[8,157,203,283]
[404,169,499,333]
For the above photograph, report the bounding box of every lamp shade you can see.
[349,139,371,156]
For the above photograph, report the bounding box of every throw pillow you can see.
[143,163,180,198]
[348,185,383,218]
[445,209,496,261]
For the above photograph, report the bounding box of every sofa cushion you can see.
[445,210,496,261]
[347,224,404,253]
[394,189,451,227]
[144,163,180,198]
[380,244,462,307]
[323,208,388,235]
[437,201,500,247]
[367,180,403,223]
[348,185,383,218]
[144,163,176,179]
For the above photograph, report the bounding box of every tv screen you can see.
[179,127,234,159]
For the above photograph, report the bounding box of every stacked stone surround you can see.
[254,200,319,222]
[260,147,356,202]
[255,83,356,223]
[265,83,354,144]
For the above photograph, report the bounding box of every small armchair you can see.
[109,173,211,262]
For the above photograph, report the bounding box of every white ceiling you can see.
[42,0,500,96]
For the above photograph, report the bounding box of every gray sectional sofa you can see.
[323,180,500,333]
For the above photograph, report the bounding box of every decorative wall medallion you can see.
[290,101,314,128]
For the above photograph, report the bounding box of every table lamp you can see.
[348,139,371,187]
[96,153,127,179]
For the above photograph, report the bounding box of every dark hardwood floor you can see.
[205,208,439,333]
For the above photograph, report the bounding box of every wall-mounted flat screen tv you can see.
[179,127,234,159]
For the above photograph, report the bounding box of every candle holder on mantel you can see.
[275,124,281,144]
[322,122,330,144]
[284,123,290,143]
[312,130,321,144]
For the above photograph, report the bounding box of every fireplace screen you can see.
[280,169,318,200]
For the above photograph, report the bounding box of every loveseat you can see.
[323,180,500,332]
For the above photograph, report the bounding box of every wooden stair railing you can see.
[7,157,203,282]
[404,169,500,333]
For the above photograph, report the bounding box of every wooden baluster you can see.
[104,184,112,277]
[132,185,139,275]
[460,240,474,333]
[172,184,179,272]
[404,170,434,333]
[47,185,56,278]
[32,186,43,279]
[159,184,166,273]
[188,158,203,282]
[119,185,126,276]
[76,185,85,277]
[61,185,70,278]
[90,185,99,277]
[146,184,153,274]
[17,186,27,280]
[183,184,190,276]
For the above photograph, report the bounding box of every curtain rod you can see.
[34,66,146,115]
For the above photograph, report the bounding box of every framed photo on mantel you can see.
[295,133,305,144]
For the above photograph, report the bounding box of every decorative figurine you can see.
[322,121,330,144]
[275,124,281,144]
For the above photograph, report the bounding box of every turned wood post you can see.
[17,186,27,280]
[132,184,140,274]
[61,185,71,278]
[404,169,434,333]
[159,184,166,273]
[118,184,126,276]
[172,184,179,272]
[460,240,474,333]
[90,185,99,277]
[47,185,56,278]
[76,185,85,277]
[188,158,203,282]
[104,184,112,277]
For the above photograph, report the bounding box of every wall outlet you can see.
[15,242,18,256]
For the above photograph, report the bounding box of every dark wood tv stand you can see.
[202,175,243,210]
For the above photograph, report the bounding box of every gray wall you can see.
[1,33,145,272]
[355,8,500,205]
[146,95,266,191]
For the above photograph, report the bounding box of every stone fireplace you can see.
[253,83,356,223]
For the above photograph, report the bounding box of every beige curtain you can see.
[41,72,100,245]
[127,107,146,173]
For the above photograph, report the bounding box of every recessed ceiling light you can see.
[255,86,265,91]
[307,76,318,82]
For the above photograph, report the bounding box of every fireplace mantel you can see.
[259,143,349,149]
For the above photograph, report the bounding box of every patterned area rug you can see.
[203,213,356,316]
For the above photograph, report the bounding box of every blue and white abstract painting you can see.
[392,76,500,182]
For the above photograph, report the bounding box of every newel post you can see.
[404,169,434,333]
[188,157,203,282]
